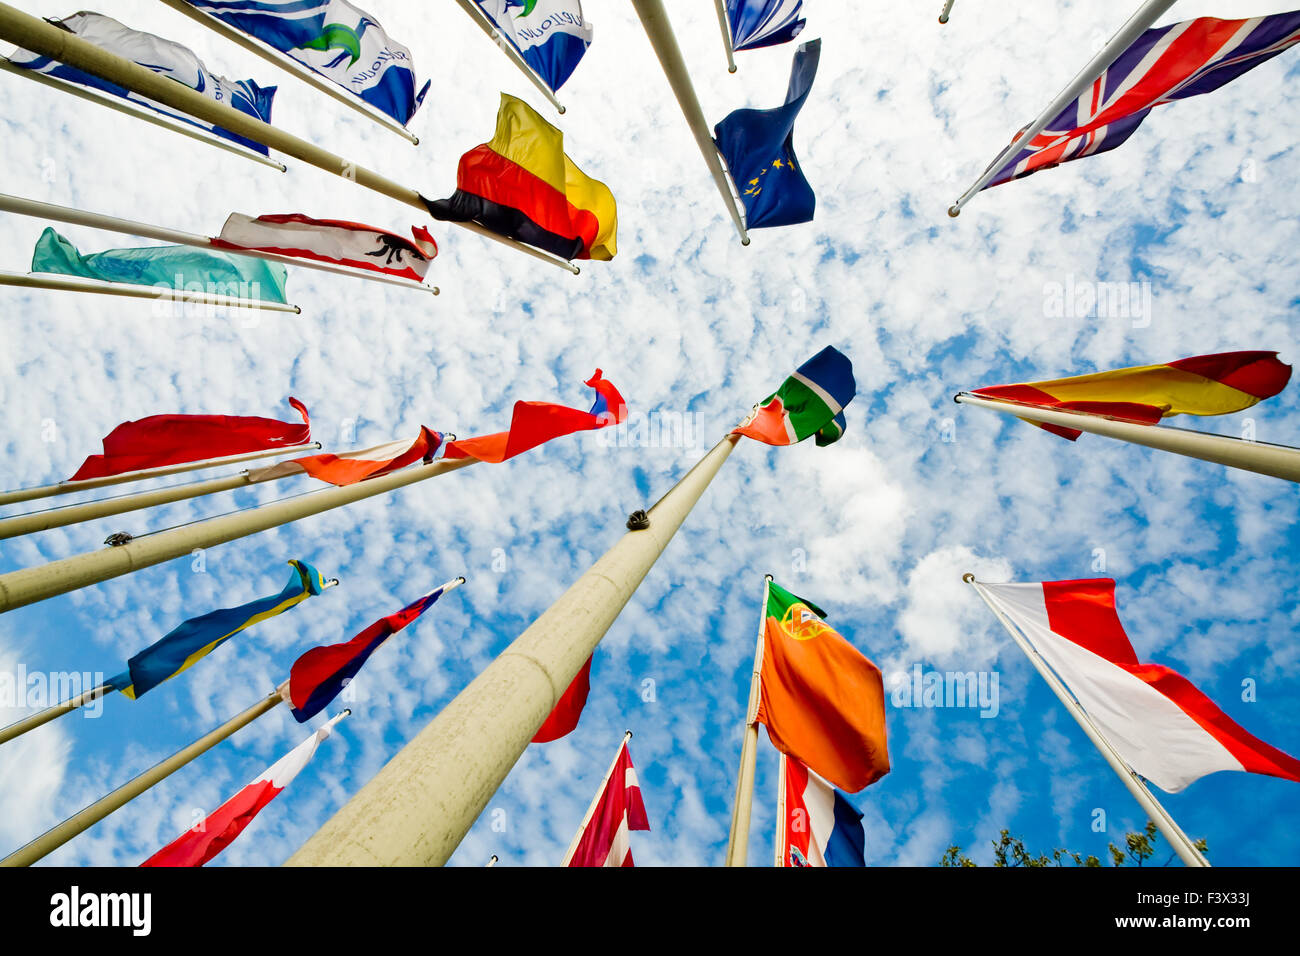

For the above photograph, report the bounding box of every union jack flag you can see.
[988,12,1300,189]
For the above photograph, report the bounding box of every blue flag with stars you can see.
[714,38,820,229]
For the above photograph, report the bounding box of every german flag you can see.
[972,351,1291,440]
[422,94,616,262]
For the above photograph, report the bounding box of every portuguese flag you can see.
[972,350,1291,441]
[734,345,856,446]
[423,93,617,262]
[754,581,890,793]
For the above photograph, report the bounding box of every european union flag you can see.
[108,560,330,699]
[714,38,820,229]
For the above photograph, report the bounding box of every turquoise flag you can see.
[31,227,289,303]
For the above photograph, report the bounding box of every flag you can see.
[987,13,1300,189]
[9,11,276,154]
[472,1,592,93]
[977,578,1300,793]
[422,93,617,261]
[778,754,865,867]
[141,712,346,867]
[565,738,649,867]
[181,0,429,126]
[247,427,442,486]
[973,350,1292,441]
[443,369,627,462]
[286,584,453,722]
[714,38,819,229]
[108,560,330,700]
[755,581,890,793]
[70,397,310,481]
[734,345,855,446]
[213,214,437,282]
[532,655,592,743]
[32,228,289,305]
[727,0,806,52]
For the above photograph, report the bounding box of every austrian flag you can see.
[563,737,650,867]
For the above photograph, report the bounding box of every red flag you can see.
[246,427,442,486]
[565,738,649,867]
[532,656,592,743]
[444,370,626,463]
[71,398,310,480]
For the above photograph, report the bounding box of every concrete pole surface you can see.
[286,435,741,866]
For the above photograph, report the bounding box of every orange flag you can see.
[754,582,890,793]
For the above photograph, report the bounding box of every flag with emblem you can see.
[734,345,855,447]
[754,581,890,793]
[213,214,437,282]
[714,38,819,228]
[727,0,806,52]
[472,1,592,93]
[777,753,866,867]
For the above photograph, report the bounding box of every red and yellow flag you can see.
[754,582,889,793]
[973,350,1291,440]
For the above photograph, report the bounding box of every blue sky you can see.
[1,0,1298,868]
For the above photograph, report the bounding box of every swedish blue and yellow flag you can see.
[714,38,820,229]
[107,560,330,700]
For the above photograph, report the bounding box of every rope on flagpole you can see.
[0,57,286,171]
[0,270,301,313]
[155,0,421,143]
[451,0,566,114]
[946,0,1177,216]
[711,0,738,73]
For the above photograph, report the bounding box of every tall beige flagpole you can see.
[560,730,634,866]
[939,0,956,24]
[0,270,301,313]
[286,434,742,866]
[0,443,320,508]
[0,458,477,614]
[724,573,771,866]
[451,0,567,114]
[711,0,738,73]
[773,752,787,866]
[0,3,580,274]
[0,688,289,867]
[955,392,1300,483]
[965,576,1210,867]
[155,0,421,143]
[630,0,750,245]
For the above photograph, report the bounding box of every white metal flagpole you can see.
[939,1,956,25]
[954,392,1300,483]
[156,0,420,143]
[451,0,566,114]
[0,193,439,295]
[711,0,738,73]
[630,0,751,245]
[964,575,1210,867]
[724,573,772,866]
[947,0,1177,216]
[773,751,787,866]
[0,270,301,313]
[561,730,634,866]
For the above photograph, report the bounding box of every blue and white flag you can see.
[184,0,429,126]
[727,0,805,52]
[9,11,275,155]
[472,1,592,93]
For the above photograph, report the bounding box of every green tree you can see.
[939,821,1208,867]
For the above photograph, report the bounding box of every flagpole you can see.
[286,433,741,866]
[724,572,771,866]
[0,58,287,172]
[946,0,1176,216]
[939,0,956,24]
[0,443,320,508]
[0,458,478,614]
[954,392,1300,483]
[0,270,301,313]
[711,0,738,73]
[0,687,286,867]
[773,752,787,867]
[0,193,439,295]
[0,4,581,274]
[486,854,498,867]
[155,0,421,143]
[964,575,1210,867]
[560,730,633,866]
[630,0,750,245]
[451,0,567,114]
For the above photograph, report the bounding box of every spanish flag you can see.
[754,582,890,793]
[423,93,616,261]
[973,351,1291,440]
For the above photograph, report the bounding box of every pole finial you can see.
[764,573,774,582]
[962,572,976,583]
[947,205,961,218]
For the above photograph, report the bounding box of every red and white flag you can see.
[141,712,347,867]
[213,213,438,282]
[978,579,1300,793]
[563,737,650,867]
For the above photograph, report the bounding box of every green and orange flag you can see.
[754,581,890,793]
[971,350,1291,440]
